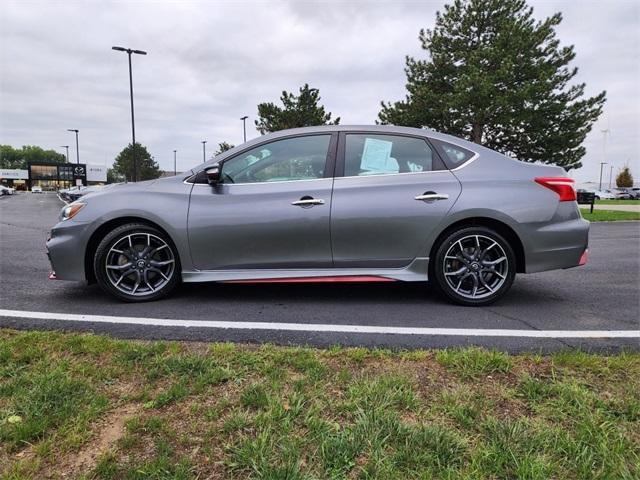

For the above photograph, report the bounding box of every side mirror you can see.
[204,165,221,185]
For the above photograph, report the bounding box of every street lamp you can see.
[609,165,614,189]
[599,162,607,191]
[60,145,69,163]
[173,150,177,176]
[67,129,79,164]
[240,115,248,143]
[112,45,147,182]
[202,140,207,162]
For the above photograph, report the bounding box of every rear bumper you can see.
[524,217,589,273]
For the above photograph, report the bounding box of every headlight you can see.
[61,202,86,221]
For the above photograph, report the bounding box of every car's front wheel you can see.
[94,223,180,302]
[431,226,516,306]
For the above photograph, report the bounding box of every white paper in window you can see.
[360,138,395,173]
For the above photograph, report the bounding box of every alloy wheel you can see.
[104,232,175,297]
[442,234,508,300]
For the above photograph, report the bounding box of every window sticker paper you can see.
[360,138,395,173]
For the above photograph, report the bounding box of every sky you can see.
[1,0,638,183]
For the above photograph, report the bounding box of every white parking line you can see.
[0,309,638,338]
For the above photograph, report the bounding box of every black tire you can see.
[94,223,180,302]
[430,226,516,306]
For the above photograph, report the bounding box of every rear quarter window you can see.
[429,139,476,169]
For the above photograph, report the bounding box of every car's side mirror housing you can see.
[204,165,221,185]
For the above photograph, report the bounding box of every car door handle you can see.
[292,197,325,207]
[415,192,449,201]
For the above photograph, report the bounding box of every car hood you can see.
[78,175,188,202]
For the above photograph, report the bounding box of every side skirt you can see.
[181,257,429,283]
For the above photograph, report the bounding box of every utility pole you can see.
[609,165,614,189]
[240,115,248,143]
[173,150,177,175]
[112,46,147,182]
[599,162,607,191]
[60,145,69,162]
[67,129,79,163]
[601,127,610,185]
[202,140,207,162]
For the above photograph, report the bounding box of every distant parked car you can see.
[59,186,85,202]
[0,185,14,195]
[73,186,105,202]
[608,188,631,200]
[591,189,615,200]
[31,186,43,193]
[628,187,640,199]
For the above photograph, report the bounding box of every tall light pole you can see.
[240,115,248,143]
[609,165,614,189]
[173,150,177,175]
[60,145,69,163]
[202,140,207,162]
[67,129,79,164]
[112,46,147,182]
[599,162,607,191]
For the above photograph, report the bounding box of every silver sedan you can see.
[46,125,589,306]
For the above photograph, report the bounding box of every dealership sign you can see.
[0,169,28,180]
[86,164,107,182]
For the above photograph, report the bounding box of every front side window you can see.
[221,135,331,184]
[344,134,435,177]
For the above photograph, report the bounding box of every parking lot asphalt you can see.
[1,192,639,352]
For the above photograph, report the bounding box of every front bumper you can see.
[46,220,91,281]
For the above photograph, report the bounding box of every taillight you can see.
[534,177,576,202]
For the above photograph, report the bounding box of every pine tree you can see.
[255,84,339,134]
[112,143,161,182]
[379,0,606,170]
[616,166,633,188]
[215,142,234,155]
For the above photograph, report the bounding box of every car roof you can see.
[191,124,490,173]
[258,124,481,149]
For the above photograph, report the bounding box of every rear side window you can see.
[344,134,436,177]
[430,139,475,168]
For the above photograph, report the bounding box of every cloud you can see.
[0,0,638,182]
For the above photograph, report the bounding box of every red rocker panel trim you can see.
[222,275,396,284]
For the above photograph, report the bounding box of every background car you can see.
[60,185,110,203]
[31,186,43,193]
[59,186,85,202]
[591,189,615,200]
[610,188,631,199]
[0,185,14,195]
[46,125,589,307]
[630,187,640,199]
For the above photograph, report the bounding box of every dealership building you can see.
[0,163,107,191]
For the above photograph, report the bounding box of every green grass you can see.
[1,330,639,479]
[595,199,639,205]
[580,209,640,221]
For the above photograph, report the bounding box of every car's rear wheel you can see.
[94,223,180,302]
[431,226,516,306]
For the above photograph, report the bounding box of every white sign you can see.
[0,169,28,180]
[86,164,107,182]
